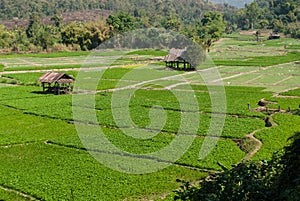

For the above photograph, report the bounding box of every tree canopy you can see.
[0,0,299,53]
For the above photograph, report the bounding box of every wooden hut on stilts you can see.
[164,48,194,71]
[37,72,75,95]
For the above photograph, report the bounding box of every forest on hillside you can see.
[0,0,299,53]
[0,0,219,21]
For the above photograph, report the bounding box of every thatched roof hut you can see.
[164,48,194,71]
[38,72,75,94]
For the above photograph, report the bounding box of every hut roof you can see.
[164,48,186,62]
[38,72,75,84]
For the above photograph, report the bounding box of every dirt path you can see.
[213,61,299,84]
[272,87,300,99]
[273,76,293,85]
[16,58,42,66]
[242,128,264,161]
[210,38,230,52]
[0,185,40,200]
[242,114,278,161]
[96,71,197,93]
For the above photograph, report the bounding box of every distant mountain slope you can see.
[0,9,112,29]
[210,0,254,8]
[0,0,218,21]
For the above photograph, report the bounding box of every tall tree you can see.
[193,11,226,52]
[51,14,62,28]
[245,1,261,30]
[106,12,137,35]
[26,13,41,39]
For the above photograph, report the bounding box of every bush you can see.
[174,132,300,201]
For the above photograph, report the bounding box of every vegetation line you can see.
[0,64,134,75]
[0,185,42,201]
[45,140,218,173]
[72,119,240,142]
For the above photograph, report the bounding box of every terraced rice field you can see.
[0,33,299,200]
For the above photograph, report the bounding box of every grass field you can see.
[0,33,299,200]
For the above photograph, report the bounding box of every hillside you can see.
[0,9,112,29]
[0,0,218,21]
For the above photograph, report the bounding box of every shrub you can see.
[174,132,300,201]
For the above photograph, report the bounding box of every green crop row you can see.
[214,52,300,67]
[0,142,207,201]
[252,113,300,161]
[279,88,300,97]
[0,105,75,146]
[266,96,300,111]
[2,72,44,85]
[0,85,265,140]
[0,99,246,172]
[0,64,4,72]
[177,138,245,170]
[5,64,81,71]
[50,125,244,171]
[0,51,90,59]
[127,49,168,56]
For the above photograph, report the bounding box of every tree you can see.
[61,22,83,47]
[245,1,261,29]
[78,21,111,50]
[51,14,62,28]
[36,26,54,50]
[26,13,41,39]
[25,13,55,50]
[194,11,225,52]
[61,21,111,51]
[106,12,137,35]
[164,17,181,31]
[0,25,14,49]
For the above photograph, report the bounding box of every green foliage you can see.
[174,132,300,201]
[106,12,138,35]
[253,114,300,161]
[4,64,82,71]
[0,64,4,72]
[272,133,300,201]
[127,49,168,56]
[189,11,226,52]
[51,14,62,28]
[0,51,89,58]
[2,73,44,85]
[61,20,111,50]
[0,0,222,26]
[0,1,232,53]
[0,34,299,200]
[176,139,245,171]
[26,13,55,50]
[0,142,206,201]
[236,0,300,38]
[214,52,300,67]
[0,25,15,49]
[280,88,300,97]
[174,161,275,201]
